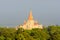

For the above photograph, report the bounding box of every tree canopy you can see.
[0,25,60,40]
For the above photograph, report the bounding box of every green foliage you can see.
[48,25,60,40]
[0,25,60,40]
[0,35,5,40]
[16,34,25,40]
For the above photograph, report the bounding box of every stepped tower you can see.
[16,10,43,30]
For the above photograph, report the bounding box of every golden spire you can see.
[28,10,33,20]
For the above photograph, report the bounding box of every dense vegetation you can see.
[0,25,60,40]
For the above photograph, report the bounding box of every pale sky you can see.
[0,0,60,27]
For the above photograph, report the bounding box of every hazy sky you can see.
[0,0,60,27]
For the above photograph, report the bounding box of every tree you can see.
[30,28,50,40]
[0,35,5,40]
[16,34,25,40]
[48,25,60,40]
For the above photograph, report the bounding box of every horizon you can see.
[0,0,60,27]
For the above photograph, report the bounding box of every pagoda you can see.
[16,10,43,30]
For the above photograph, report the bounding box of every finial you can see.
[28,9,33,20]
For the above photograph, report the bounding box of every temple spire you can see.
[28,10,33,20]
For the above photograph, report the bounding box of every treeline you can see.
[0,25,60,40]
